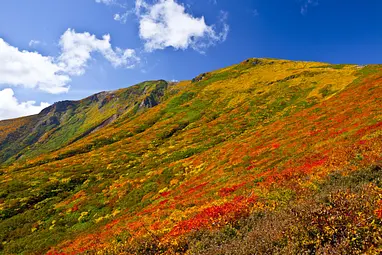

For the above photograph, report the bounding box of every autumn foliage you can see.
[0,59,381,254]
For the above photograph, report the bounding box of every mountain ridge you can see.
[0,79,173,165]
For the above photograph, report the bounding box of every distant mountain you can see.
[0,80,171,164]
[1,59,381,255]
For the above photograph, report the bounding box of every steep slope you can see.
[0,59,381,255]
[0,80,172,164]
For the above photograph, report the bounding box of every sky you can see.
[0,0,380,120]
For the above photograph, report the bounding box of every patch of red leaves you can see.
[218,182,246,197]
[169,196,256,236]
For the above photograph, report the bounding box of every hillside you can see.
[0,58,382,254]
[0,80,171,164]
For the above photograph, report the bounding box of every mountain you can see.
[0,80,171,164]
[0,58,382,255]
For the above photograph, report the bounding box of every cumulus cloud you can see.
[0,88,50,120]
[136,0,229,52]
[58,29,139,76]
[0,29,139,94]
[0,38,71,94]
[96,0,229,52]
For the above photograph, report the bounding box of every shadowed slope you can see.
[0,80,171,165]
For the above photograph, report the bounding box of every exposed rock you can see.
[192,73,207,83]
[40,101,77,115]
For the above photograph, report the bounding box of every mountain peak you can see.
[40,100,78,116]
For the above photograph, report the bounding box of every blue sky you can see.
[0,0,380,120]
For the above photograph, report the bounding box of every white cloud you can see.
[136,0,229,52]
[0,88,50,120]
[0,29,139,94]
[58,29,139,76]
[114,11,132,24]
[29,40,41,47]
[97,0,229,52]
[114,13,122,21]
[0,38,71,94]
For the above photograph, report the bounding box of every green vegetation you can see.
[0,59,381,254]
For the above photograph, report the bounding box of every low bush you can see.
[96,164,382,255]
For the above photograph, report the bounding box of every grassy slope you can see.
[0,59,381,254]
[0,80,170,165]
